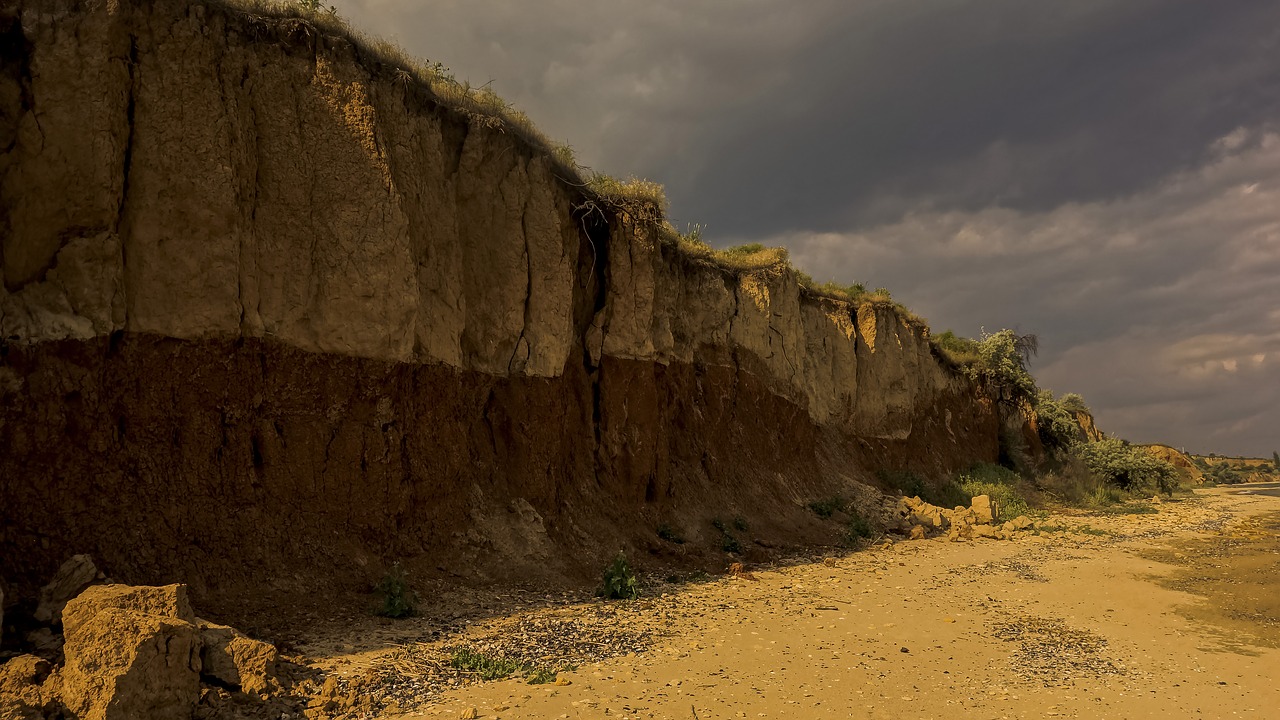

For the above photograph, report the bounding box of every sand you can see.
[307,487,1280,719]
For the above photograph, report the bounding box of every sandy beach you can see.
[298,486,1280,719]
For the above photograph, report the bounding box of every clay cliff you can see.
[0,0,998,618]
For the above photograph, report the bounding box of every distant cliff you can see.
[0,0,999,615]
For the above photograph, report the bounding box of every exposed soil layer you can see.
[0,335,996,626]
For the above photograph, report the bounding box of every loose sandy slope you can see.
[335,488,1280,719]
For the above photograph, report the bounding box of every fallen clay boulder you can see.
[33,554,100,625]
[970,495,998,525]
[0,654,59,720]
[198,619,280,695]
[61,584,201,720]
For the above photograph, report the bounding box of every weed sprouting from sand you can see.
[448,648,565,684]
[598,552,640,600]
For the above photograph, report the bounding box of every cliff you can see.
[0,0,998,617]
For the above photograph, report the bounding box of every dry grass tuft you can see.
[218,0,583,181]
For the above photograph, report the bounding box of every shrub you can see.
[1034,390,1083,452]
[808,496,846,519]
[711,519,742,554]
[732,516,749,532]
[373,562,418,618]
[1058,392,1090,415]
[972,330,1039,406]
[597,552,640,600]
[1075,438,1178,495]
[957,463,1030,522]
[656,523,685,544]
[932,330,981,368]
[841,513,874,546]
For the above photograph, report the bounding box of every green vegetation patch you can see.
[956,463,1032,522]
[711,518,743,554]
[372,562,418,618]
[597,552,640,600]
[808,496,847,519]
[449,648,566,684]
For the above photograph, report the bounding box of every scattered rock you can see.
[1011,515,1035,531]
[909,525,926,540]
[62,584,202,720]
[972,525,998,539]
[460,707,480,719]
[198,619,280,695]
[33,554,99,625]
[62,583,196,631]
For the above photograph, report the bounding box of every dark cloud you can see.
[342,1,1280,456]
[783,133,1280,455]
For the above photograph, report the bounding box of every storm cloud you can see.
[342,0,1280,456]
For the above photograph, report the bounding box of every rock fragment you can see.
[33,554,99,624]
[198,619,280,695]
[61,584,201,720]
[970,495,997,525]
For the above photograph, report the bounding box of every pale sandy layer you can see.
[370,489,1280,720]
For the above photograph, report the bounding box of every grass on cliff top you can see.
[222,0,583,182]
[219,1,929,330]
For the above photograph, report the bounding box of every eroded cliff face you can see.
[0,0,998,617]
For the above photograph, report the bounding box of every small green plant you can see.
[597,552,640,600]
[711,518,742,554]
[525,668,558,685]
[732,515,749,532]
[373,562,418,618]
[841,513,874,546]
[656,523,685,544]
[450,648,524,680]
[1088,483,1126,507]
[808,496,846,519]
[449,648,564,684]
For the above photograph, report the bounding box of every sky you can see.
[340,0,1280,457]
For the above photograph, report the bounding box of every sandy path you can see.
[332,489,1280,719]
